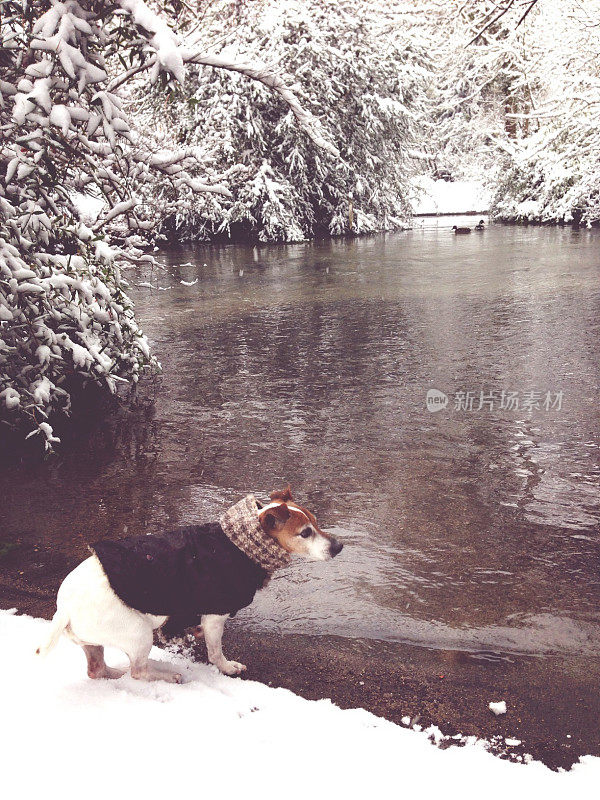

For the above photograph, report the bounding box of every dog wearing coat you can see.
[37,487,343,683]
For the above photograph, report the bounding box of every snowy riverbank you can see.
[410,176,491,216]
[2,610,598,799]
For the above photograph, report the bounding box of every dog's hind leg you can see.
[201,613,246,676]
[83,645,126,680]
[127,627,182,684]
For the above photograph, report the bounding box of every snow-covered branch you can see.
[0,0,345,449]
[127,1,417,242]
[185,51,340,158]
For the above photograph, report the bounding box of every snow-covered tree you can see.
[409,0,600,225]
[401,0,541,184]
[0,0,336,449]
[134,0,431,242]
[490,0,600,225]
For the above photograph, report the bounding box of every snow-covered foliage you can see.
[426,3,535,183]
[134,0,429,242]
[0,0,337,449]
[1,1,152,449]
[388,0,538,189]
[406,0,600,225]
[489,1,600,225]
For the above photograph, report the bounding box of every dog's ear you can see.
[260,502,290,532]
[270,485,294,502]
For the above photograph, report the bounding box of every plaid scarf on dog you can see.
[220,494,290,573]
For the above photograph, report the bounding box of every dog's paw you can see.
[103,666,127,680]
[218,659,247,676]
[146,658,184,683]
[162,670,183,684]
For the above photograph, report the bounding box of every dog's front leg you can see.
[201,614,246,676]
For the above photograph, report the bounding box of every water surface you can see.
[2,218,600,658]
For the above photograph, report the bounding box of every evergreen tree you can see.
[0,0,334,448]
[140,0,430,242]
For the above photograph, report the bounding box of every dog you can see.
[36,487,343,683]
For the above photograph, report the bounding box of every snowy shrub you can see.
[489,3,600,227]
[491,132,600,227]
[431,0,600,225]
[483,0,600,224]
[135,0,428,242]
[0,0,336,450]
[407,0,541,186]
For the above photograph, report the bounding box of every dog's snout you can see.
[329,539,343,557]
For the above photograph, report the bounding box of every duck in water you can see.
[475,219,485,230]
[452,225,471,234]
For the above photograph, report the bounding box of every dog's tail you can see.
[36,609,69,657]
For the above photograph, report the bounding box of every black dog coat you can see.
[91,495,290,637]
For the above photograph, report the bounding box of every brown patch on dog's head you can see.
[269,485,294,502]
[260,501,290,534]
[259,489,343,561]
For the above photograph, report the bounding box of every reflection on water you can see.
[1,219,600,656]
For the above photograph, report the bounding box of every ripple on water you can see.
[1,224,600,658]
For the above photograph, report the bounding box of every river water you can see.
[2,218,600,659]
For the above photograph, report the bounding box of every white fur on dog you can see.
[39,555,177,682]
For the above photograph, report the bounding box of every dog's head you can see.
[258,486,343,561]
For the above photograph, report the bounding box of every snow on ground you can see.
[2,610,599,799]
[411,176,491,215]
[490,700,508,716]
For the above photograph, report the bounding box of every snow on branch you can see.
[130,1,416,242]
[467,0,540,46]
[113,1,338,158]
[117,0,185,83]
[109,49,339,159]
[185,51,340,158]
